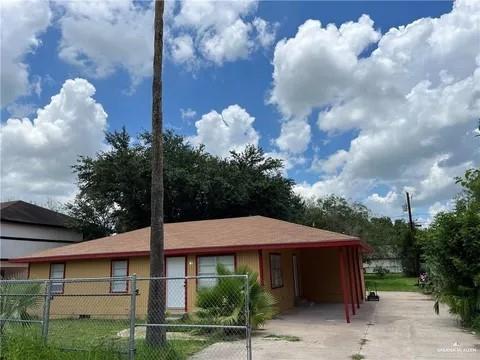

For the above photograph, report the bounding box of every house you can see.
[364,245,403,273]
[364,258,403,274]
[1,200,83,279]
[12,216,370,323]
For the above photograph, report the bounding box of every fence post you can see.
[41,280,52,343]
[129,274,137,360]
[244,274,252,360]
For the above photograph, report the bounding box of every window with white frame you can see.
[50,263,65,293]
[111,260,128,292]
[197,255,235,288]
[269,254,283,289]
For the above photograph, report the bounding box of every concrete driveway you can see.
[191,292,479,359]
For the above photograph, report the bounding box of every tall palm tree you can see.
[146,0,166,346]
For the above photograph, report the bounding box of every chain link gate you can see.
[0,275,252,360]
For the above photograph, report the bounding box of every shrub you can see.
[0,281,42,334]
[196,264,277,329]
[422,168,480,329]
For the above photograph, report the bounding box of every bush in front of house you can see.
[195,264,277,330]
[0,281,43,335]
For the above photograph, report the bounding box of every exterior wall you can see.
[1,239,78,259]
[27,250,262,317]
[299,248,342,303]
[1,221,83,278]
[0,261,28,279]
[27,247,360,317]
[1,221,83,242]
[261,249,296,313]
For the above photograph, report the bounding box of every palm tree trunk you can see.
[146,0,166,346]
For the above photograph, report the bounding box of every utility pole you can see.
[406,192,414,231]
[405,191,419,276]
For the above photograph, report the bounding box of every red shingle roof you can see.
[13,216,367,263]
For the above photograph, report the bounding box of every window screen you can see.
[111,260,128,292]
[50,263,65,293]
[270,254,283,288]
[198,255,234,288]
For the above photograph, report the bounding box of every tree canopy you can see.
[302,195,408,260]
[420,168,480,330]
[67,128,412,262]
[67,128,303,239]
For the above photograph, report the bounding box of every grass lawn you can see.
[365,273,420,292]
[1,319,212,360]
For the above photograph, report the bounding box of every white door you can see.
[166,257,186,309]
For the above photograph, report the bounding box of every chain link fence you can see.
[0,275,251,359]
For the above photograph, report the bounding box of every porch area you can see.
[260,245,366,323]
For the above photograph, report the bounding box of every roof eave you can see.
[11,238,365,263]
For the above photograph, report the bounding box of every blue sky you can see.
[1,0,479,225]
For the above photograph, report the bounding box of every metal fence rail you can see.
[0,275,252,359]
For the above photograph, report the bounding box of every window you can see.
[269,254,283,289]
[50,263,65,293]
[111,260,128,293]
[197,255,235,288]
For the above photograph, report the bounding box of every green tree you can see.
[67,132,303,239]
[302,195,408,261]
[421,168,480,329]
[302,195,370,236]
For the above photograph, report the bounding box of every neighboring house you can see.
[13,216,370,323]
[1,201,83,279]
[364,245,402,273]
[364,258,403,273]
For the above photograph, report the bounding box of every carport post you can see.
[337,248,350,323]
[355,247,364,301]
[347,248,356,315]
[353,247,362,306]
[350,248,360,309]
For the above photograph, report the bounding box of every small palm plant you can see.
[0,280,42,334]
[196,264,277,329]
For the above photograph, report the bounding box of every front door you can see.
[166,257,186,309]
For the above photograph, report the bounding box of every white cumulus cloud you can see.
[271,0,480,213]
[0,0,51,107]
[57,0,154,89]
[1,78,107,202]
[188,104,260,158]
[169,0,276,66]
[275,119,311,154]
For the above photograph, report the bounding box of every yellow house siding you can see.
[27,251,264,317]
[236,251,260,274]
[29,262,50,279]
[29,247,361,317]
[261,249,295,313]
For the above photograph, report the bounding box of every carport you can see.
[297,245,367,323]
[259,240,371,323]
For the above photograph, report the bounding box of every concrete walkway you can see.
[191,291,479,359]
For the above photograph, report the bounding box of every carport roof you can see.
[13,216,369,263]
